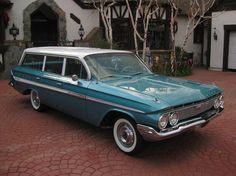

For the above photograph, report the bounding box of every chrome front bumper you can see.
[137,109,223,141]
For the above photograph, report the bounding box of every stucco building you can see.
[208,0,236,71]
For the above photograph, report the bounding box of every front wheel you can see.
[113,118,143,155]
[30,89,44,111]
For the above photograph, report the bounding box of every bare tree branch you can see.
[168,0,180,73]
[126,0,159,60]
[92,0,116,49]
[182,0,215,49]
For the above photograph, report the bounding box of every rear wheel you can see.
[113,118,143,155]
[30,89,44,111]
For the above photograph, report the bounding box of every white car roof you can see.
[24,47,132,58]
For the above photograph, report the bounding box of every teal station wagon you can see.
[10,47,224,154]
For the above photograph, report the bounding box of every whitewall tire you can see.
[113,118,143,154]
[30,89,44,111]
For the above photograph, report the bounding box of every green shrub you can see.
[152,47,193,77]
[153,62,192,77]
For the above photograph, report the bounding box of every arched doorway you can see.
[31,4,58,46]
[23,0,66,45]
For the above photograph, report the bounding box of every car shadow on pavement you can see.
[143,131,210,155]
[20,96,216,163]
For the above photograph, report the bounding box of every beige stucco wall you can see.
[210,10,236,71]
[175,17,202,65]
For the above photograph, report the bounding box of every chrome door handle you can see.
[56,82,62,86]
[36,77,41,80]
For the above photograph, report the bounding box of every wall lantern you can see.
[78,24,85,40]
[9,23,19,40]
[213,28,218,40]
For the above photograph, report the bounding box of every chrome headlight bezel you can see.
[169,112,179,126]
[158,114,169,129]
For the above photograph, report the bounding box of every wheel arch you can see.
[100,109,136,128]
[22,88,31,95]
[23,87,38,95]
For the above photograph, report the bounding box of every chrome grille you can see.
[175,97,217,120]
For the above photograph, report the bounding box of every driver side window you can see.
[65,58,87,79]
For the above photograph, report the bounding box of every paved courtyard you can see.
[0,68,235,176]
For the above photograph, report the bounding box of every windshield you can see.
[84,53,151,80]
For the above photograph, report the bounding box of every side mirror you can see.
[71,74,79,82]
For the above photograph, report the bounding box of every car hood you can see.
[105,74,222,107]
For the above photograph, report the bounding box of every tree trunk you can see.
[134,33,139,55]
[93,0,115,49]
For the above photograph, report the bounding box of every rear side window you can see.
[21,54,44,70]
[45,56,63,75]
[65,58,87,79]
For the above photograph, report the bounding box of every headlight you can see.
[169,112,179,126]
[158,114,169,129]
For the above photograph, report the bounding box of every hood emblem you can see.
[153,98,159,103]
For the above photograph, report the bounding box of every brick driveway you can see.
[0,68,235,176]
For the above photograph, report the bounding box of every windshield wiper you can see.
[100,74,132,80]
[99,74,116,80]
[130,72,143,76]
[100,72,145,80]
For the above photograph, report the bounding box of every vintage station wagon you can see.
[10,47,224,154]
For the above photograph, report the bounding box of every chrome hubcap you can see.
[117,122,134,147]
[32,91,40,108]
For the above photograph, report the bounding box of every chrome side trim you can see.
[86,97,145,114]
[14,76,86,99]
[137,111,222,141]
[14,76,145,114]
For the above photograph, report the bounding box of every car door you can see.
[59,57,89,120]
[39,55,65,109]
